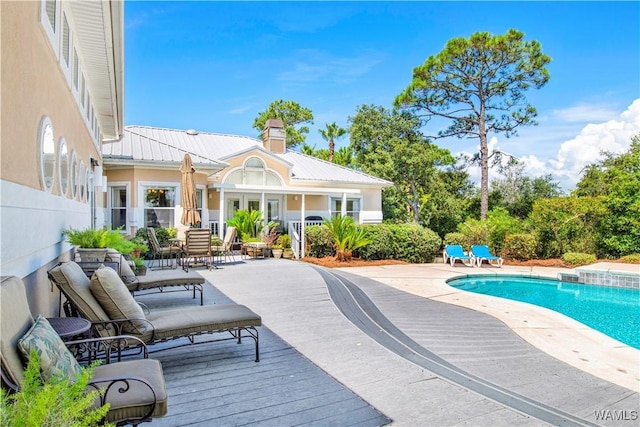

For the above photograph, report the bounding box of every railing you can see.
[289,220,324,259]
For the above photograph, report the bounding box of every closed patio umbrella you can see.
[180,153,201,226]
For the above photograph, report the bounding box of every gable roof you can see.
[103,125,392,186]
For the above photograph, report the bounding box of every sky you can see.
[124,1,640,192]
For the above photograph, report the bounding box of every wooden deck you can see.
[131,275,390,427]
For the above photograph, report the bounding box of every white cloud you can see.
[277,49,386,84]
[552,103,619,122]
[521,98,640,191]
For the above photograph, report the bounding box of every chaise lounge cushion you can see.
[17,315,82,381]
[105,249,137,284]
[147,304,262,340]
[93,358,168,423]
[89,266,152,337]
[129,269,205,292]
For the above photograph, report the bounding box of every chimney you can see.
[262,118,286,154]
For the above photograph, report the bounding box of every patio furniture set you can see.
[443,244,503,267]
[147,226,237,272]
[1,246,262,425]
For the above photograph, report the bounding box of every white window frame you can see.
[40,0,60,58]
[108,182,130,233]
[38,116,55,193]
[139,182,179,229]
[330,196,362,221]
[58,137,69,197]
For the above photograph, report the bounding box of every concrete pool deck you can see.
[334,262,639,391]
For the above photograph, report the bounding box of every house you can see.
[102,120,393,255]
[0,0,123,315]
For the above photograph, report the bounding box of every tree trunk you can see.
[328,139,335,163]
[479,110,489,220]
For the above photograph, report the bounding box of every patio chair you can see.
[443,244,475,267]
[181,228,213,272]
[211,226,237,264]
[471,244,503,268]
[0,276,168,426]
[146,227,181,270]
[48,262,262,362]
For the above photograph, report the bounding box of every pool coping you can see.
[335,263,640,392]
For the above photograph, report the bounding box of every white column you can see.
[218,188,225,239]
[260,192,266,235]
[300,194,306,259]
[341,192,347,217]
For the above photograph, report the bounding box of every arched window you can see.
[223,157,283,186]
[39,116,56,192]
[58,138,69,196]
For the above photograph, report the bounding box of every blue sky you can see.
[124,1,640,191]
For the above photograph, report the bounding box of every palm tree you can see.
[318,122,347,163]
[323,215,370,262]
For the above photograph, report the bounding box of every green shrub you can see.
[457,219,492,247]
[562,252,596,266]
[1,349,111,426]
[305,225,334,258]
[620,253,640,263]
[357,225,397,260]
[502,233,537,261]
[443,232,470,251]
[386,223,441,263]
[64,227,125,249]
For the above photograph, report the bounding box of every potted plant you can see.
[277,234,293,259]
[64,227,127,262]
[271,243,283,259]
[132,256,147,276]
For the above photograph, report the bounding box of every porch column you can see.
[218,188,225,239]
[260,192,266,235]
[300,194,306,259]
[341,192,347,217]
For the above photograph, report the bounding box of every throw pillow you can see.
[89,265,150,336]
[105,249,137,284]
[18,315,82,381]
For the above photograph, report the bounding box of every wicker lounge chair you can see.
[0,276,168,426]
[78,249,206,305]
[443,244,475,267]
[471,244,503,267]
[48,262,262,362]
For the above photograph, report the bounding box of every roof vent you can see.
[186,129,198,135]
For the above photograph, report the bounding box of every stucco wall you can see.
[0,2,104,315]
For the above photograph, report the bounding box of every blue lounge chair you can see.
[471,245,503,268]
[443,244,475,267]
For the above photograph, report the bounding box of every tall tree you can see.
[395,29,551,219]
[349,104,454,223]
[253,99,314,148]
[318,122,347,163]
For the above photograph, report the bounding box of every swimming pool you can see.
[447,276,640,349]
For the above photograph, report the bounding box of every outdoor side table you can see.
[47,317,91,341]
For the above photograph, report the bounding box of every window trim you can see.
[38,116,55,193]
[139,182,178,229]
[40,0,59,57]
[57,137,69,197]
[108,182,130,233]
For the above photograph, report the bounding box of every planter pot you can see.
[272,249,283,259]
[282,249,294,259]
[135,265,147,276]
[76,248,108,263]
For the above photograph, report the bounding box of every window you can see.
[196,188,203,221]
[111,186,127,229]
[267,199,280,222]
[227,199,240,220]
[144,186,176,228]
[58,138,68,196]
[223,157,283,186]
[78,160,86,201]
[39,117,55,192]
[61,14,70,66]
[247,199,260,212]
[40,0,59,57]
[331,198,360,222]
[69,150,78,199]
[72,48,79,90]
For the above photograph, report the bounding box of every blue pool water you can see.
[448,276,640,349]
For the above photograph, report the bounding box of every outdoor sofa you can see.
[0,275,168,426]
[48,261,262,361]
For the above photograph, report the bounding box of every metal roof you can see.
[104,125,392,186]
